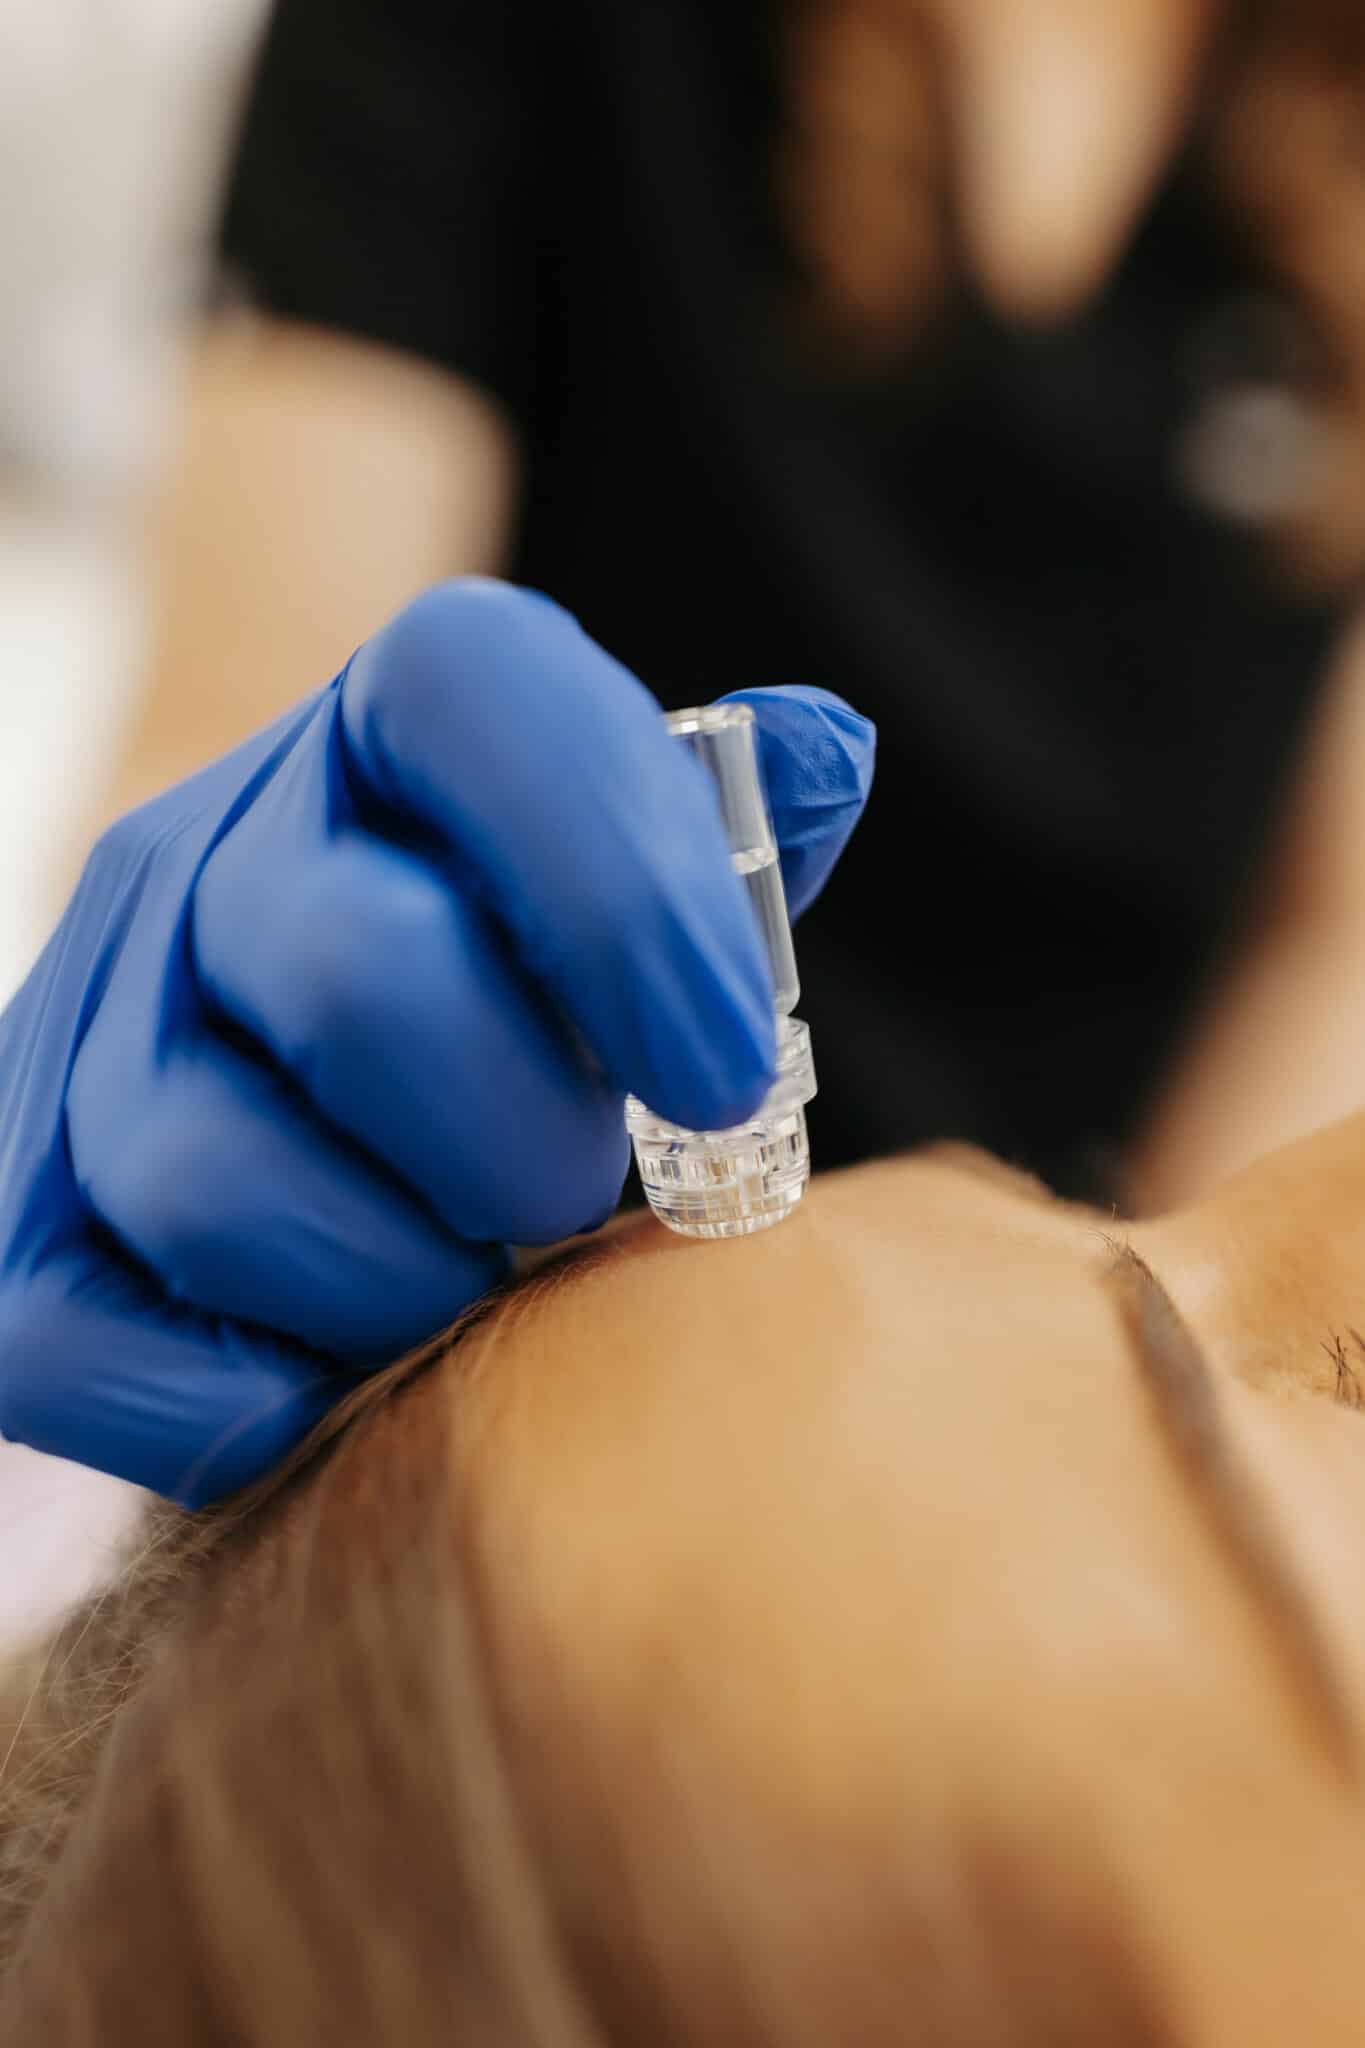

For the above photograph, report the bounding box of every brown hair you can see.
[0,1293,1172,2046]
[781,0,1365,586]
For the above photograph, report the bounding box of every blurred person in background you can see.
[114,0,1365,1213]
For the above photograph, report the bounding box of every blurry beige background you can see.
[0,0,269,1638]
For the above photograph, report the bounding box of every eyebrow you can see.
[1105,1245,1357,1784]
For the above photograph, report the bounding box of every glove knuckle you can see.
[278,905,365,1064]
[399,577,554,656]
[79,806,164,903]
[88,807,150,870]
[281,858,449,1075]
[74,1096,211,1304]
[347,579,544,760]
[88,775,206,881]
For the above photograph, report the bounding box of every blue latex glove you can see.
[0,582,873,1505]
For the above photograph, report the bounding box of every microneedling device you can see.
[625,702,816,1238]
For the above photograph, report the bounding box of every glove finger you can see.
[194,827,630,1244]
[336,580,777,1132]
[67,1014,509,1359]
[719,686,876,919]
[0,1238,347,1506]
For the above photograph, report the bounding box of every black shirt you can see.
[221,0,1342,1197]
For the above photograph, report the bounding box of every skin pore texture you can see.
[9,1126,1365,2041]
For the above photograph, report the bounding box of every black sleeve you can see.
[219,0,548,419]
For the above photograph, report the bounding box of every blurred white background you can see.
[1,0,268,1638]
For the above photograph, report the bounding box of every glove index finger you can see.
[720,686,876,918]
[339,581,777,1133]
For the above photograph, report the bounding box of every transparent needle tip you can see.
[625,702,816,1238]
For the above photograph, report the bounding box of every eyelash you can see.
[1321,1330,1365,1409]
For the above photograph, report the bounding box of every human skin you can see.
[446,1128,1365,2045]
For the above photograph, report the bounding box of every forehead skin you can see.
[452,1154,1365,2045]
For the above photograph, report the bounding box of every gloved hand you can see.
[0,581,873,1504]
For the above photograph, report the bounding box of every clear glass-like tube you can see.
[625,702,816,1238]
